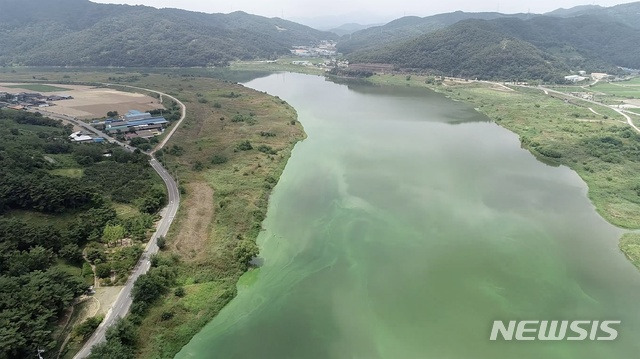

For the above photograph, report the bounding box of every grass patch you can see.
[4,83,71,92]
[592,82,640,99]
[50,168,84,178]
[113,203,141,219]
[230,57,325,75]
[620,233,640,270]
[5,209,78,230]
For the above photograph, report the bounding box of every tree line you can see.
[0,109,166,358]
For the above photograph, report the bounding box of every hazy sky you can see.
[91,0,634,26]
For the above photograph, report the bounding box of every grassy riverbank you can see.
[134,75,306,358]
[0,68,305,358]
[367,73,640,269]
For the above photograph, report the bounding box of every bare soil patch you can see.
[170,182,214,260]
[0,83,163,119]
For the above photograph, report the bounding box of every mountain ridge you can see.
[0,0,337,66]
[347,13,640,81]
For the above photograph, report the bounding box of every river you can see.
[175,73,640,358]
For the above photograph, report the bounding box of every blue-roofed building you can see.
[104,114,168,134]
[124,110,153,122]
[127,117,168,127]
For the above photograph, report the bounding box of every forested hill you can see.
[347,20,566,81]
[546,1,640,29]
[336,11,532,55]
[347,15,640,81]
[0,0,336,67]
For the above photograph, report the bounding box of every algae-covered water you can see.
[176,73,640,358]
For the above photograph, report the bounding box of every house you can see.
[124,110,153,122]
[69,131,94,143]
[591,73,612,80]
[136,129,156,139]
[47,95,73,101]
[564,75,588,82]
[104,111,168,134]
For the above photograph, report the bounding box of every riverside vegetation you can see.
[0,108,165,359]
[365,73,640,270]
[0,68,305,358]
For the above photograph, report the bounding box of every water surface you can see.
[176,73,640,358]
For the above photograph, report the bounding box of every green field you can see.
[230,57,326,75]
[620,233,640,270]
[4,83,71,92]
[50,168,84,178]
[592,82,640,99]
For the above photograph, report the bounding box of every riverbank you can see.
[134,75,306,358]
[365,73,640,268]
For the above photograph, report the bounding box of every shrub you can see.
[74,315,104,340]
[95,263,112,279]
[157,236,166,250]
[236,141,253,151]
[257,145,277,155]
[174,287,185,297]
[211,155,228,164]
[161,311,174,321]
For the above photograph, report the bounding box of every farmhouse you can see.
[69,131,104,143]
[104,110,168,134]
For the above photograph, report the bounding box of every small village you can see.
[0,90,73,110]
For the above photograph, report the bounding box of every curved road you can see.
[532,85,640,134]
[70,85,186,359]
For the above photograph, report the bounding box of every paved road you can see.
[55,87,187,359]
[101,83,188,154]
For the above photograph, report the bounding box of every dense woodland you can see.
[347,12,640,81]
[342,3,640,81]
[348,21,568,81]
[0,0,336,67]
[0,109,165,359]
[336,11,531,55]
[339,2,640,54]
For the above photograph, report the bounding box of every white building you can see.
[69,131,93,143]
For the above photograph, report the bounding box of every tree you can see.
[95,263,111,279]
[88,340,134,359]
[234,240,259,269]
[59,243,83,264]
[74,315,103,340]
[102,224,125,247]
[156,236,166,250]
[106,319,137,347]
[106,111,119,118]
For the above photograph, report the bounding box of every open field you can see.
[592,82,640,99]
[230,56,326,75]
[3,83,71,92]
[0,82,163,119]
